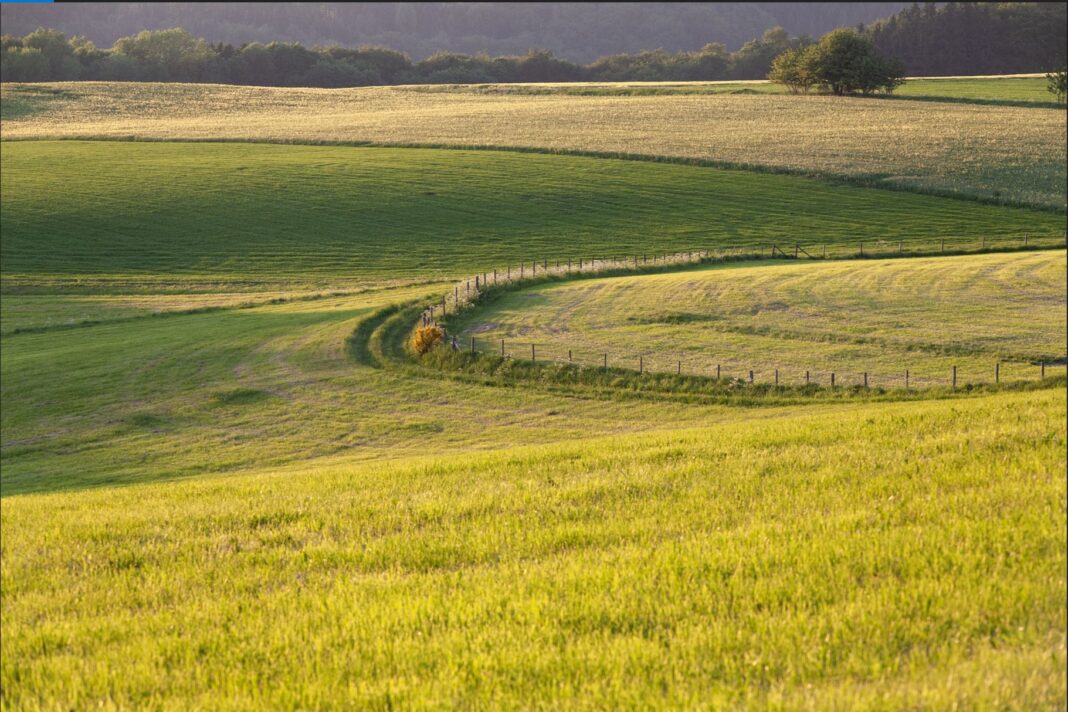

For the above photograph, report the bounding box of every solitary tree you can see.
[769,28,904,96]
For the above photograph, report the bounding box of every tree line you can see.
[0,3,912,65]
[866,2,1066,77]
[1,3,1064,87]
[0,26,811,85]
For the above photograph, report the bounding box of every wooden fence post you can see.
[603,353,607,369]
[568,349,572,363]
[531,344,536,362]
[859,242,864,257]
[532,261,536,276]
[475,275,479,291]
[677,360,681,375]
[995,361,999,384]
[749,370,754,384]
[863,372,868,388]
[805,370,810,384]
[501,339,505,356]
[717,364,721,379]
[940,238,944,253]
[454,286,458,301]
[831,373,835,388]
[470,336,475,353]
[952,365,957,389]
[905,369,909,389]
[775,368,779,385]
[1041,362,1045,379]
[639,356,643,374]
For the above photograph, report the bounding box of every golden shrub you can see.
[411,325,445,355]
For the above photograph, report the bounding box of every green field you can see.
[894,76,1060,103]
[2,74,1067,708]
[3,80,1066,209]
[479,75,1058,105]
[2,141,1064,294]
[453,251,1067,387]
[0,286,714,494]
[2,390,1064,709]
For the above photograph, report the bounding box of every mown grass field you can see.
[2,141,1064,295]
[2,389,1065,709]
[2,79,1065,208]
[2,74,1066,708]
[455,251,1068,387]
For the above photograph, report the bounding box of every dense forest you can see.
[868,2,1066,75]
[1,3,1064,86]
[0,3,912,63]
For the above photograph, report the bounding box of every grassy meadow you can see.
[2,141,1064,295]
[2,389,1065,709]
[2,79,1066,209]
[0,286,699,494]
[2,72,1067,708]
[454,251,1068,387]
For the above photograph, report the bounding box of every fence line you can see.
[453,337,1063,389]
[415,233,1067,388]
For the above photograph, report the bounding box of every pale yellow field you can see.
[3,82,1065,208]
[456,251,1068,387]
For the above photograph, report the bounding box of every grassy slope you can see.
[1,76,1065,707]
[2,142,1063,292]
[454,251,1068,387]
[2,389,1064,709]
[2,82,1065,209]
[1,284,774,496]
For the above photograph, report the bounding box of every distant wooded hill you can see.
[0,2,912,62]
[869,2,1066,75]
[1,3,1064,86]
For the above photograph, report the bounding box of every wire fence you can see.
[453,337,1064,389]
[416,233,1067,388]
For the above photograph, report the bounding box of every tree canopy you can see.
[769,28,905,96]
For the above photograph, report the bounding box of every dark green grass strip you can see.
[3,142,1064,285]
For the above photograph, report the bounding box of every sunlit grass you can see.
[1,284,776,495]
[3,81,1065,208]
[454,251,1068,387]
[2,389,1064,709]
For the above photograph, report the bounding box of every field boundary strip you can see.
[406,239,1067,393]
